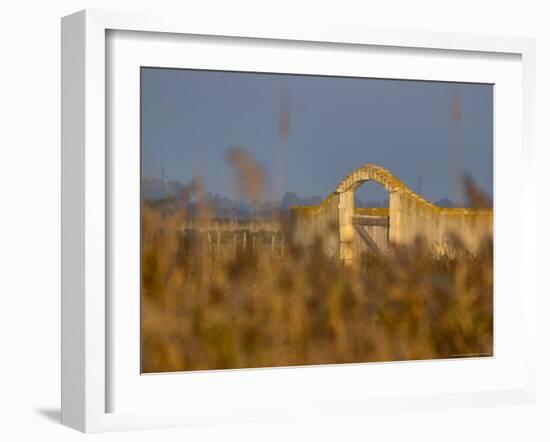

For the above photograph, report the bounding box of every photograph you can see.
[140,67,494,373]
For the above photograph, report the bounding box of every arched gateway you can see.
[290,164,493,264]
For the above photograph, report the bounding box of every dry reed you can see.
[141,202,493,373]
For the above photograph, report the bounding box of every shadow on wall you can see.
[34,408,61,424]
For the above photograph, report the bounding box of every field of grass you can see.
[141,203,493,373]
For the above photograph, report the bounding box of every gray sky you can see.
[141,67,493,204]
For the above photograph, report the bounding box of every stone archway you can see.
[335,164,405,263]
[289,163,493,264]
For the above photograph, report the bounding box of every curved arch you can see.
[335,163,407,194]
[335,163,435,210]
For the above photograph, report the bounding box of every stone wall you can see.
[290,164,493,261]
[389,188,492,253]
[289,192,340,257]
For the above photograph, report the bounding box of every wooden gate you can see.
[352,213,389,255]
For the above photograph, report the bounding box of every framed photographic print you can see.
[61,9,537,432]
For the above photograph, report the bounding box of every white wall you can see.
[0,1,548,440]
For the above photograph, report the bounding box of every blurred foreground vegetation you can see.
[141,203,493,373]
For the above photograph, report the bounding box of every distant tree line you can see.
[142,176,469,218]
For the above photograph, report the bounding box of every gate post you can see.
[338,190,355,264]
[388,190,402,244]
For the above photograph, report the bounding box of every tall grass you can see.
[141,203,493,373]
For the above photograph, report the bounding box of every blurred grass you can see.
[141,201,493,373]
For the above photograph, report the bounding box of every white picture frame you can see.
[61,9,537,433]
